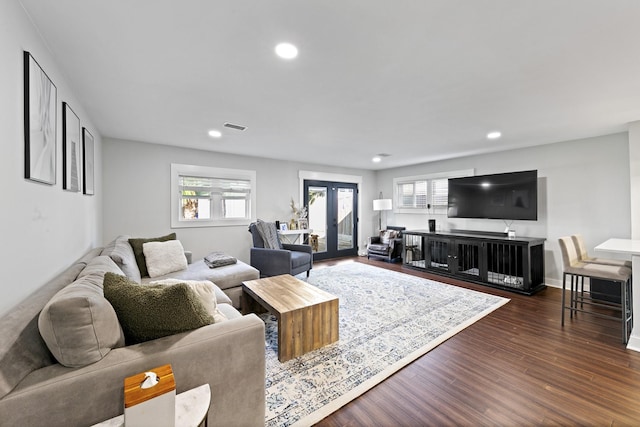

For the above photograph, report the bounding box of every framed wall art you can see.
[24,51,57,184]
[62,102,81,192]
[82,128,94,195]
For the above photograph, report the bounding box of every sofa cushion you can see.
[143,259,259,291]
[100,235,141,283]
[77,255,125,282]
[150,278,228,323]
[143,240,188,278]
[103,272,213,344]
[0,248,102,401]
[38,274,125,368]
[128,233,177,277]
[368,243,390,253]
[217,303,243,320]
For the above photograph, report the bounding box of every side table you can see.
[277,228,312,244]
[92,383,211,427]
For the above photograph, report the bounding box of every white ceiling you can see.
[19,0,640,170]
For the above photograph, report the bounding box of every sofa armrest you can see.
[1,315,266,427]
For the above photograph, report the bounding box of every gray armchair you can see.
[248,222,313,278]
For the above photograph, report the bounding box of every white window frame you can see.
[171,163,256,228]
[393,169,474,214]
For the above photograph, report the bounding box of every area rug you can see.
[262,262,509,426]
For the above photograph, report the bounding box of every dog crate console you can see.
[403,230,546,295]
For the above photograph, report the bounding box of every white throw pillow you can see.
[149,279,228,323]
[142,240,188,278]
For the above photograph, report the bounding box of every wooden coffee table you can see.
[242,274,339,362]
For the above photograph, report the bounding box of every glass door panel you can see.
[308,186,327,253]
[304,180,358,260]
[337,188,354,250]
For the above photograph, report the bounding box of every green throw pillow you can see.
[128,233,176,277]
[103,272,213,344]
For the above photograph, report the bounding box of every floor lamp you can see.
[373,196,392,231]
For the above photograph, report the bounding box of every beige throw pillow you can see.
[128,233,177,277]
[150,279,228,323]
[142,240,188,278]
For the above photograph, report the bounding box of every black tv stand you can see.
[402,230,546,295]
[449,228,508,237]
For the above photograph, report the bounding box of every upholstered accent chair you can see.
[367,226,406,263]
[248,221,313,278]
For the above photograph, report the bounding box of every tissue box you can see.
[124,364,176,427]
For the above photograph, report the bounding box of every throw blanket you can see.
[255,219,282,249]
[204,252,237,268]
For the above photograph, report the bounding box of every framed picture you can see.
[82,128,94,195]
[280,223,288,231]
[62,102,81,192]
[24,51,57,184]
[298,219,308,230]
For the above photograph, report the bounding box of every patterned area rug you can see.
[263,262,509,426]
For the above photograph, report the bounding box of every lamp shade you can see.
[373,199,392,211]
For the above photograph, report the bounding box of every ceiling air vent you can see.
[224,122,247,131]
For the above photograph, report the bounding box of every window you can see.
[171,163,256,228]
[393,169,473,214]
[398,180,429,209]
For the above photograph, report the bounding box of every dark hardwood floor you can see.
[312,257,640,427]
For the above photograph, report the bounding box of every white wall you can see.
[629,121,640,240]
[0,0,103,316]
[102,138,375,262]
[376,133,632,286]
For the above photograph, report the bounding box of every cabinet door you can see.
[403,234,425,268]
[452,239,484,280]
[486,241,526,290]
[426,237,451,273]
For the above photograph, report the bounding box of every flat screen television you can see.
[447,170,538,220]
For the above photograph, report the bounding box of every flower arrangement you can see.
[290,198,308,220]
[289,198,308,230]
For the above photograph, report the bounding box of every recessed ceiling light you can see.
[208,129,222,138]
[372,156,382,163]
[487,131,502,140]
[275,43,298,59]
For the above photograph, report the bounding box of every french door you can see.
[304,180,358,260]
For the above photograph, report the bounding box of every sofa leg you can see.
[306,270,310,278]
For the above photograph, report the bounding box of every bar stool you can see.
[571,234,632,268]
[559,236,633,344]
[572,234,632,307]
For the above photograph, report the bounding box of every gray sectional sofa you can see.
[0,235,265,427]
